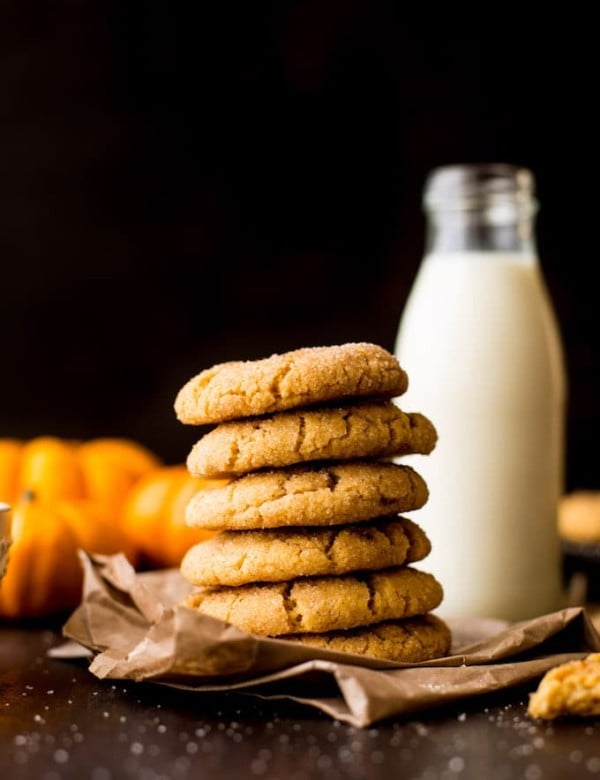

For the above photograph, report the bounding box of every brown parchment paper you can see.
[52,551,600,728]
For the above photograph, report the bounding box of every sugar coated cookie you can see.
[183,566,443,636]
[528,653,600,719]
[285,614,451,663]
[187,401,437,478]
[180,516,431,587]
[174,342,408,425]
[184,461,429,530]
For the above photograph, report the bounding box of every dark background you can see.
[1,2,597,490]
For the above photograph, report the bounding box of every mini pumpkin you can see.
[122,465,226,569]
[0,492,83,619]
[0,435,162,619]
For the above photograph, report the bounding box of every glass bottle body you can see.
[394,165,566,621]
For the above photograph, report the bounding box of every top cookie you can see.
[174,342,409,425]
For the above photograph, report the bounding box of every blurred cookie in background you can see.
[560,491,600,544]
[559,491,600,628]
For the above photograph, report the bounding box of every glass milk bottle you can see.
[394,163,567,621]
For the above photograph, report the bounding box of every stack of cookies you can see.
[174,342,451,663]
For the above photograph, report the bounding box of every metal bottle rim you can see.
[423,163,537,212]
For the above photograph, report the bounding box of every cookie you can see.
[186,401,437,478]
[559,491,600,543]
[185,461,429,530]
[180,516,431,587]
[183,566,443,636]
[528,653,600,719]
[174,342,408,425]
[284,614,451,663]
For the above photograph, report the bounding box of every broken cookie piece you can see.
[528,653,600,719]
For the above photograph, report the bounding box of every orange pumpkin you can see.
[77,438,163,507]
[0,436,162,505]
[0,436,162,619]
[122,465,226,569]
[0,493,87,619]
[0,438,24,502]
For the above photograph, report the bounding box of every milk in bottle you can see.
[394,164,566,621]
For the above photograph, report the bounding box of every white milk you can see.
[394,250,566,621]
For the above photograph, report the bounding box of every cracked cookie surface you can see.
[183,566,443,636]
[180,516,431,586]
[174,342,409,425]
[184,461,429,530]
[284,614,451,663]
[186,401,437,478]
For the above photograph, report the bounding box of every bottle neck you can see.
[424,203,537,256]
[422,163,539,257]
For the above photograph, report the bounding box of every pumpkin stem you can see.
[21,488,36,503]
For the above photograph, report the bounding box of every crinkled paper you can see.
[52,551,600,727]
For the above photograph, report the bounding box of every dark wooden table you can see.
[2,621,600,780]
